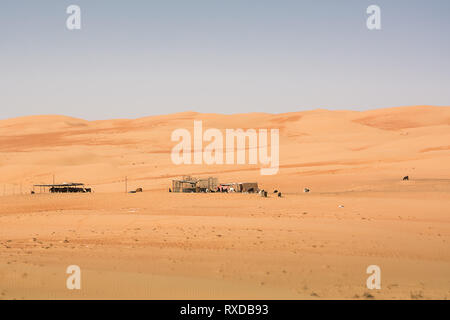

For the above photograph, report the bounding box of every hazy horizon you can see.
[1,0,450,120]
[1,104,448,122]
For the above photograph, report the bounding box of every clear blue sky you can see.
[1,0,449,120]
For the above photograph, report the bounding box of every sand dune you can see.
[1,106,449,192]
[0,106,449,299]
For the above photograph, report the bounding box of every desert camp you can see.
[32,183,92,194]
[171,176,259,193]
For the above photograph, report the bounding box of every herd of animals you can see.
[257,176,410,198]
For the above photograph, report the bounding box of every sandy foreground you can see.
[0,106,449,299]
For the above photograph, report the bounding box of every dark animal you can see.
[50,186,86,193]
[403,176,409,181]
[304,188,310,193]
[278,192,282,198]
[273,190,278,193]
[135,188,143,193]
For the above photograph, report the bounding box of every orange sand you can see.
[0,106,449,299]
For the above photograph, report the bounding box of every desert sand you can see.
[0,105,449,299]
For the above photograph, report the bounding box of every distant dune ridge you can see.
[0,105,449,193]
